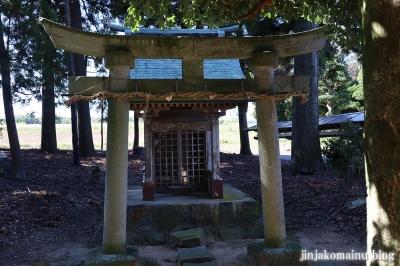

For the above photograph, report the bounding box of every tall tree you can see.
[362,0,400,263]
[70,0,96,157]
[0,15,26,180]
[291,18,325,174]
[40,0,59,152]
[238,103,252,155]
[65,0,80,165]
[2,0,66,154]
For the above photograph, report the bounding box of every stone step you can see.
[170,228,206,248]
[178,246,212,266]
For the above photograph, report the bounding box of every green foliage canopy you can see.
[318,43,363,115]
[124,0,361,50]
[0,0,67,105]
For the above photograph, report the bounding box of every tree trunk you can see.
[70,102,80,164]
[132,112,142,155]
[65,0,80,165]
[0,25,26,180]
[291,18,325,174]
[133,113,139,148]
[363,1,400,264]
[70,0,96,157]
[40,0,58,153]
[238,103,252,155]
[41,64,57,152]
[77,100,96,157]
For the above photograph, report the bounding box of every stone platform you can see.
[126,184,264,245]
[91,184,264,247]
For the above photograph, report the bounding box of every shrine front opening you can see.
[154,129,207,192]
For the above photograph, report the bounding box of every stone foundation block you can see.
[219,227,243,241]
[178,246,212,266]
[247,240,307,266]
[170,228,206,247]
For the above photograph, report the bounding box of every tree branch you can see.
[237,0,276,21]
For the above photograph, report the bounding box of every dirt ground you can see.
[0,149,366,265]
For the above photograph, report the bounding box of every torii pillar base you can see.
[84,245,138,266]
[247,240,306,266]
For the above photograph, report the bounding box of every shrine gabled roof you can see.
[130,59,245,79]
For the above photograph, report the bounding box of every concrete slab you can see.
[127,184,254,205]
[178,246,212,265]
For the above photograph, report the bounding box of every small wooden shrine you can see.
[128,58,247,198]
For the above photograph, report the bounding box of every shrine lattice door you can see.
[153,130,207,193]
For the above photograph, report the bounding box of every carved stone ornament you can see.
[151,121,212,132]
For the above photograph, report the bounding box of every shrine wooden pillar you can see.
[210,113,223,198]
[143,114,155,201]
[102,51,134,254]
[249,51,286,248]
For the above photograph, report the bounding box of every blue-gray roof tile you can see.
[130,59,245,79]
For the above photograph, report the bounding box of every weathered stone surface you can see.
[126,225,167,246]
[40,18,328,59]
[102,94,130,254]
[215,202,238,227]
[84,245,138,266]
[245,219,264,239]
[248,51,278,68]
[151,205,187,232]
[169,228,206,248]
[247,240,307,266]
[219,227,243,241]
[255,98,286,247]
[191,203,214,228]
[237,201,263,228]
[344,198,366,210]
[178,246,212,265]
[127,205,153,229]
[202,225,219,242]
[125,185,264,245]
[91,185,264,246]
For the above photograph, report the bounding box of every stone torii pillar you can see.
[102,51,134,254]
[249,51,286,248]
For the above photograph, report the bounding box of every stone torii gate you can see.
[39,18,327,258]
